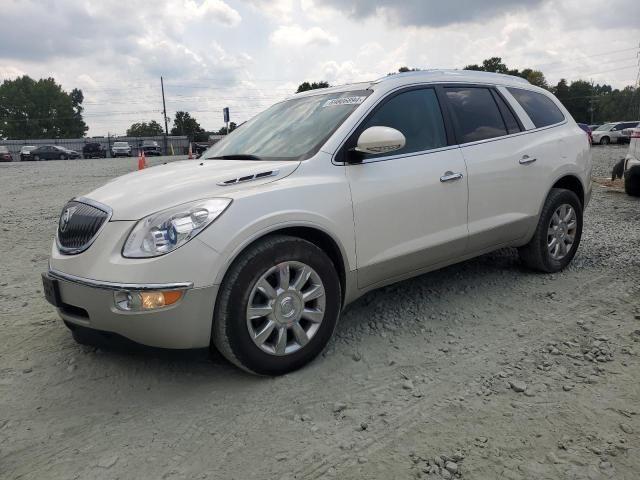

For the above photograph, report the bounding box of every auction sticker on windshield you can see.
[322,96,366,107]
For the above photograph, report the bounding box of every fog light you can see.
[114,290,183,311]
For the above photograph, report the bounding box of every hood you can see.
[84,159,300,220]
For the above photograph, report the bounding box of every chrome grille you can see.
[56,199,111,254]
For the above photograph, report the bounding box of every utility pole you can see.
[161,76,169,155]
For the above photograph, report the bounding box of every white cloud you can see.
[244,0,295,20]
[1,0,638,136]
[167,0,242,27]
[270,25,338,47]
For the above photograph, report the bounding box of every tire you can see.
[33,155,40,161]
[600,136,610,145]
[625,174,640,197]
[519,188,583,273]
[212,235,341,375]
[59,154,66,160]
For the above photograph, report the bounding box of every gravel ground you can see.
[1,147,639,480]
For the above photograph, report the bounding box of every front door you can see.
[345,87,469,289]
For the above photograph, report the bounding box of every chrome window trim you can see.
[56,197,113,255]
[48,269,193,291]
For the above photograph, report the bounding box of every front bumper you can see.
[45,270,218,349]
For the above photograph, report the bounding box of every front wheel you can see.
[600,136,610,145]
[212,235,341,375]
[33,155,40,161]
[59,154,66,160]
[625,173,640,197]
[519,188,583,273]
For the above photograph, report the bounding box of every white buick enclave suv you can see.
[43,70,592,375]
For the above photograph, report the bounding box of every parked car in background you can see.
[43,70,591,375]
[82,142,107,159]
[193,142,209,158]
[141,140,162,156]
[589,125,600,131]
[622,128,640,196]
[111,141,132,157]
[0,146,13,162]
[577,123,592,144]
[20,145,37,161]
[592,121,640,145]
[31,145,81,161]
[620,126,638,144]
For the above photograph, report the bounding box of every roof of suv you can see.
[294,69,532,98]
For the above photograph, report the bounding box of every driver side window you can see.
[361,88,448,157]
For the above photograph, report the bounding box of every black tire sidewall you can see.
[625,173,640,197]
[218,237,341,375]
[536,189,583,272]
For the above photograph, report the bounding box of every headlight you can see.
[122,198,231,258]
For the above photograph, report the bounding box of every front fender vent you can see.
[217,170,279,186]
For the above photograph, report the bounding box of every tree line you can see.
[1,60,638,140]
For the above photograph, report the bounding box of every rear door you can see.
[443,85,547,252]
[344,86,469,288]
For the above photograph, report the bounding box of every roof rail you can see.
[373,69,531,85]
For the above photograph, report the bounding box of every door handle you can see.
[519,155,537,165]
[440,171,464,182]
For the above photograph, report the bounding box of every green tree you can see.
[296,81,330,93]
[463,57,548,89]
[387,66,420,76]
[0,76,88,139]
[170,111,204,140]
[464,57,518,75]
[519,69,548,89]
[214,122,237,135]
[126,120,164,137]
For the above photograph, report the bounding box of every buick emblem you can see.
[59,206,77,233]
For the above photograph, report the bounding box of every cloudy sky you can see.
[1,0,638,136]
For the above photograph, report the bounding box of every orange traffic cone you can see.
[188,142,193,159]
[138,151,145,170]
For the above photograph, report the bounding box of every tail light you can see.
[631,130,640,139]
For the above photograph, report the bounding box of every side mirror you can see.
[354,126,406,156]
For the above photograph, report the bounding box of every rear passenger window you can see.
[361,88,447,156]
[507,87,565,128]
[445,87,508,143]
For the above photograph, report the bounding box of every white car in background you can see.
[592,121,640,145]
[111,141,132,157]
[43,70,591,375]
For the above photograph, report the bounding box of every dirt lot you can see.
[1,146,639,480]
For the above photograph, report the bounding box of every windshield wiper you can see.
[206,154,263,160]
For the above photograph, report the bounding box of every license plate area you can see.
[42,273,62,307]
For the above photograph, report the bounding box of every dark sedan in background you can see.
[140,140,162,156]
[82,142,107,159]
[30,145,81,161]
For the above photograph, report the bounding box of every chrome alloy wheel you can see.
[547,204,577,260]
[246,261,326,356]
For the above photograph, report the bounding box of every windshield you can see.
[203,90,371,161]
[595,123,614,131]
[0,146,9,153]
